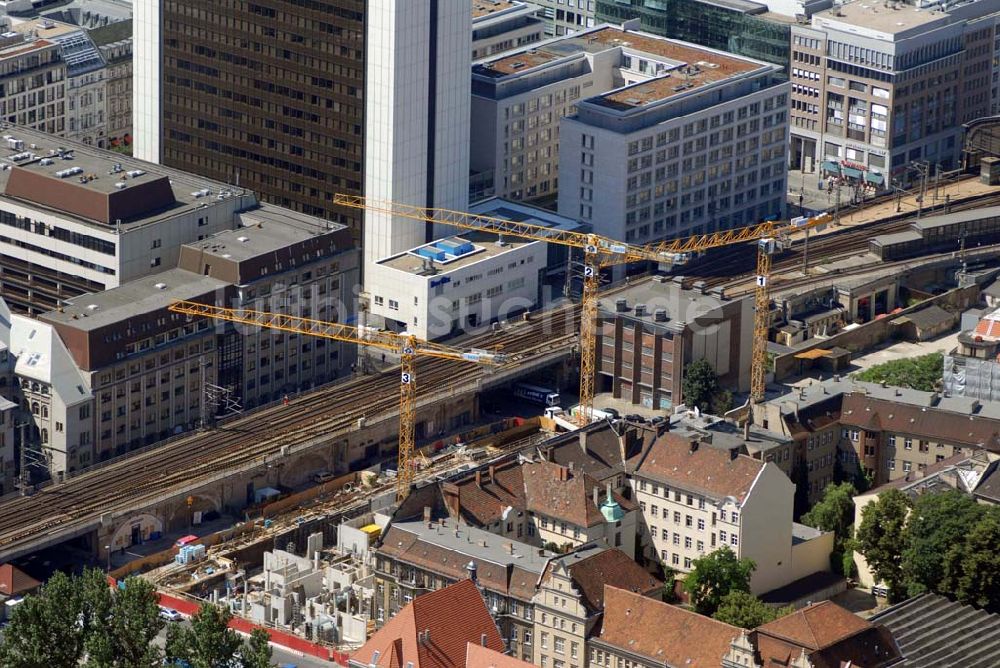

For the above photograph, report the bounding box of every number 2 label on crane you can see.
[401,371,412,385]
[584,266,595,278]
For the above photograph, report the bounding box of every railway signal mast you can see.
[334,195,831,421]
[167,301,505,501]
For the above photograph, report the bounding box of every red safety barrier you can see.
[156,592,341,663]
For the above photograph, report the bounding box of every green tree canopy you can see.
[0,569,164,668]
[941,507,1000,612]
[239,629,274,668]
[712,591,793,629]
[683,547,756,616]
[854,353,943,392]
[683,359,722,413]
[165,603,273,668]
[802,482,857,544]
[856,488,911,602]
[901,490,985,597]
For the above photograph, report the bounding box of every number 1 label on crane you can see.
[756,275,767,287]
[401,371,412,385]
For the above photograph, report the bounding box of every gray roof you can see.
[893,304,953,330]
[670,413,791,454]
[88,19,132,47]
[187,204,349,262]
[597,276,746,334]
[870,230,922,247]
[766,375,933,414]
[388,517,552,575]
[41,268,229,331]
[871,593,1000,668]
[913,205,1000,232]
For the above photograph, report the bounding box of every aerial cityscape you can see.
[0,0,999,666]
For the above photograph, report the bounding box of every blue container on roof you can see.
[416,247,447,261]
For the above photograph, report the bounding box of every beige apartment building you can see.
[789,0,1000,187]
[532,546,660,668]
[631,432,832,595]
[0,31,66,134]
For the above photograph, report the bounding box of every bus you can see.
[513,383,560,407]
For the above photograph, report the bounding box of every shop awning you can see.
[865,172,885,185]
[841,167,863,179]
[821,160,840,173]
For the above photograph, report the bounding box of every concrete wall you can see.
[774,283,980,381]
[738,464,795,594]
[790,528,835,582]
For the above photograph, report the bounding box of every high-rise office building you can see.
[134,1,472,279]
[134,0,367,237]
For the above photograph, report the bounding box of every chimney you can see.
[476,470,482,487]
[568,461,575,474]
[690,439,699,453]
[615,298,628,312]
[593,486,600,507]
[481,633,488,646]
[558,466,569,481]
[605,481,613,503]
[442,483,461,518]
[423,506,432,527]
[488,464,497,481]
[506,542,515,555]
[743,420,750,440]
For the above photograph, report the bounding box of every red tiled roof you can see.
[550,549,662,613]
[464,643,535,667]
[756,601,870,650]
[839,394,1000,450]
[352,579,504,668]
[522,461,633,527]
[634,433,765,502]
[595,586,740,666]
[0,563,41,596]
[974,316,1000,339]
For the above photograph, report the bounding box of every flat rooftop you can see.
[0,37,55,59]
[41,268,229,331]
[378,232,535,275]
[814,1,948,34]
[472,0,519,19]
[477,25,762,108]
[469,196,584,231]
[0,125,250,228]
[598,276,743,329]
[185,204,348,263]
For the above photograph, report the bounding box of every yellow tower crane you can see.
[167,300,505,500]
[334,194,830,421]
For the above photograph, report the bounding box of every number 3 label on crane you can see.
[401,371,412,385]
[584,266,595,278]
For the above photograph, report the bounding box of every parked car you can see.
[312,471,335,484]
[159,608,184,622]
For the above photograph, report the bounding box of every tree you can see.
[0,568,166,668]
[165,604,244,668]
[661,566,679,604]
[682,359,720,413]
[941,507,1000,612]
[683,547,756,616]
[901,490,984,597]
[855,488,910,601]
[239,629,274,668]
[84,575,165,668]
[854,353,943,392]
[712,591,793,629]
[0,571,86,668]
[802,482,856,543]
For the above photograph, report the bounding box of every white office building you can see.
[363,1,472,275]
[366,233,546,341]
[472,0,545,60]
[555,24,788,246]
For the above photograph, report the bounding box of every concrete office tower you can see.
[132,1,366,237]
[363,0,472,274]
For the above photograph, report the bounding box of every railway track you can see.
[0,306,581,558]
[685,190,1000,289]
